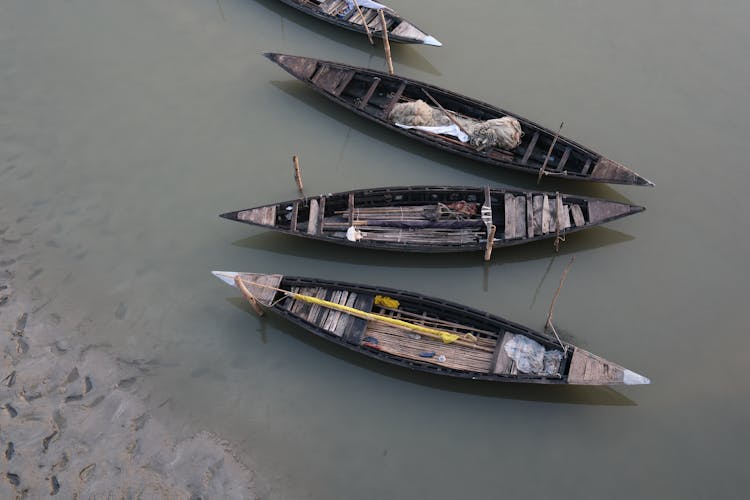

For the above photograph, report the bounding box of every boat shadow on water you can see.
[268,81,637,202]
[225,297,637,406]
[252,0,442,76]
[230,226,636,268]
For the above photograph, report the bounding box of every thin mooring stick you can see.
[484,224,497,261]
[235,275,264,317]
[422,89,471,137]
[545,256,575,352]
[353,0,374,45]
[379,10,394,75]
[537,122,564,183]
[292,155,304,197]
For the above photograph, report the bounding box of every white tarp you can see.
[394,123,470,143]
[504,333,563,375]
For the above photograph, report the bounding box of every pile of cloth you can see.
[388,99,523,151]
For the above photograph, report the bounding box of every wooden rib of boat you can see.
[220,185,644,253]
[265,53,654,186]
[213,271,650,385]
[273,0,441,46]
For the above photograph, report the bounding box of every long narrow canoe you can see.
[220,185,644,253]
[213,272,650,385]
[273,0,441,46]
[265,53,654,186]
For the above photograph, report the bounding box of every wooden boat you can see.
[220,185,644,253]
[212,271,650,385]
[272,1,441,46]
[265,53,654,186]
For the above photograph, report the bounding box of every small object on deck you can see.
[374,295,400,308]
[346,225,363,241]
[292,155,304,197]
[436,355,446,362]
[379,9,394,75]
[363,336,379,344]
[419,351,436,358]
[235,275,265,317]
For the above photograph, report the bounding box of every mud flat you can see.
[1,220,257,498]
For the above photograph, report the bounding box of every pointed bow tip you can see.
[212,271,239,287]
[422,36,442,47]
[623,369,651,385]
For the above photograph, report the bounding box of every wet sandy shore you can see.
[1,221,257,498]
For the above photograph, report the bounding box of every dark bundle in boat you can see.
[273,0,441,46]
[213,272,650,385]
[220,185,644,253]
[265,53,654,186]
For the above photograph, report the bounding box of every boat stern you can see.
[587,200,645,225]
[264,53,319,81]
[212,271,284,307]
[567,347,650,385]
[219,206,277,228]
[590,157,654,187]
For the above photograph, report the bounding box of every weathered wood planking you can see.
[526,195,534,238]
[307,198,320,234]
[237,273,283,305]
[567,348,626,385]
[570,204,585,227]
[237,206,276,226]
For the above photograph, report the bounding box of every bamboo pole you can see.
[537,122,564,183]
[422,89,472,138]
[484,224,497,261]
[379,10,394,75]
[235,279,483,348]
[352,0,374,45]
[292,155,304,197]
[544,256,575,352]
[235,275,264,316]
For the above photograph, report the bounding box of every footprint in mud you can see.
[42,428,58,452]
[0,295,8,306]
[5,472,20,487]
[2,369,15,387]
[1,403,18,418]
[14,312,27,335]
[0,258,16,267]
[49,475,59,495]
[83,376,93,394]
[3,442,13,461]
[116,376,137,390]
[78,463,95,482]
[66,367,79,384]
[115,302,127,320]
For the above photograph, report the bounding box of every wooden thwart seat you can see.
[504,193,527,240]
[490,332,517,375]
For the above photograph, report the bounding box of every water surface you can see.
[1,0,748,498]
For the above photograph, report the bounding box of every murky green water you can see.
[2,0,748,498]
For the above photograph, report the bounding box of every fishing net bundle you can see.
[388,99,523,150]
